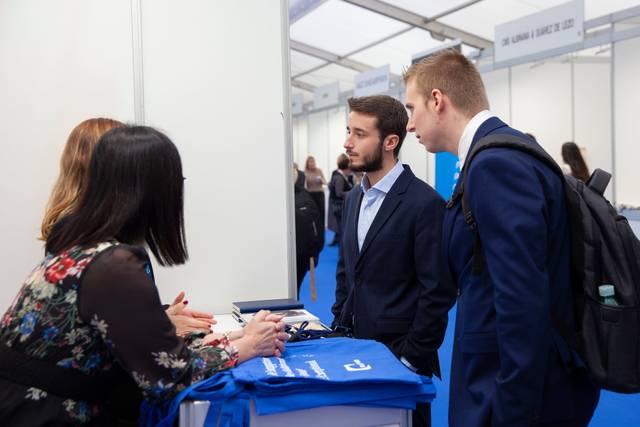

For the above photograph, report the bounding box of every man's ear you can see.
[383,134,399,153]
[431,89,444,113]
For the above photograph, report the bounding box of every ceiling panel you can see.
[295,62,359,91]
[439,0,561,40]
[349,28,443,75]
[290,50,327,76]
[586,0,640,19]
[382,0,483,19]
[290,0,409,56]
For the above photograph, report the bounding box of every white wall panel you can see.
[399,133,430,184]
[307,111,331,178]
[482,68,511,124]
[141,0,292,312]
[293,116,309,167]
[327,107,348,175]
[511,62,573,165]
[613,36,640,206]
[574,61,612,199]
[0,0,135,312]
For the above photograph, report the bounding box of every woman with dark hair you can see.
[561,141,590,182]
[0,126,287,425]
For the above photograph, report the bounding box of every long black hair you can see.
[46,125,188,266]
[561,142,590,183]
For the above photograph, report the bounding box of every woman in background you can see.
[0,126,286,425]
[561,141,590,182]
[304,156,326,218]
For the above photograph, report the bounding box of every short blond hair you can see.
[404,49,489,117]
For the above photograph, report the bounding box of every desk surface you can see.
[211,313,243,333]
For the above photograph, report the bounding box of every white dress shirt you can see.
[357,161,404,251]
[457,110,495,169]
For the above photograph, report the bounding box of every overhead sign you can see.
[313,82,339,109]
[291,93,304,115]
[353,65,390,97]
[494,0,584,62]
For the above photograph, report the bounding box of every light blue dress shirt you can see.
[357,161,405,251]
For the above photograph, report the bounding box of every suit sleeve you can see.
[467,152,552,426]
[400,193,457,376]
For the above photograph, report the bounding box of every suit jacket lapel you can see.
[356,166,413,267]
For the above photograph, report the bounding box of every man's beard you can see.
[349,141,383,173]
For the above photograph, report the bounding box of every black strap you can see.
[453,134,564,276]
[0,344,114,403]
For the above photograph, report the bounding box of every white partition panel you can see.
[0,0,135,312]
[511,62,573,165]
[307,111,331,177]
[327,107,348,173]
[399,133,430,185]
[293,116,309,167]
[141,0,293,312]
[613,35,640,206]
[482,68,511,124]
[574,61,612,199]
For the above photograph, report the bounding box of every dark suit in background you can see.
[332,165,456,427]
[445,117,599,427]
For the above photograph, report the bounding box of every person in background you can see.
[331,95,455,427]
[0,126,287,425]
[40,118,213,337]
[404,48,599,427]
[293,162,306,189]
[293,167,324,292]
[304,155,326,220]
[328,153,352,246]
[562,141,590,182]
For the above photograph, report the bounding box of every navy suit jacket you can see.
[446,117,599,427]
[331,165,456,376]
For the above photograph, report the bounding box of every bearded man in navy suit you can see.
[331,95,456,427]
[403,49,600,427]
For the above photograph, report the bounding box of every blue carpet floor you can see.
[298,231,640,426]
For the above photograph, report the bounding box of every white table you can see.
[183,313,413,426]
[179,400,411,427]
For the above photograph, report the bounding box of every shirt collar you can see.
[457,110,494,168]
[361,161,404,194]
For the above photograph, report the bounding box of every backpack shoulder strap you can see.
[456,133,564,275]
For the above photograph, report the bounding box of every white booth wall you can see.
[482,60,613,200]
[613,34,640,207]
[0,0,136,312]
[0,0,293,314]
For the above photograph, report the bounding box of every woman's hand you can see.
[235,310,288,363]
[165,291,216,336]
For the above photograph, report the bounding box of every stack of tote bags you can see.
[141,337,436,427]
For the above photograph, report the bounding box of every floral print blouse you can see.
[0,242,237,425]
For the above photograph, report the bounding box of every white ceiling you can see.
[290,0,640,102]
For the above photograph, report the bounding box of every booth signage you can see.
[353,65,390,97]
[313,82,339,109]
[292,93,304,115]
[494,0,584,62]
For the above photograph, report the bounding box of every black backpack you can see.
[453,133,640,393]
[294,187,324,264]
